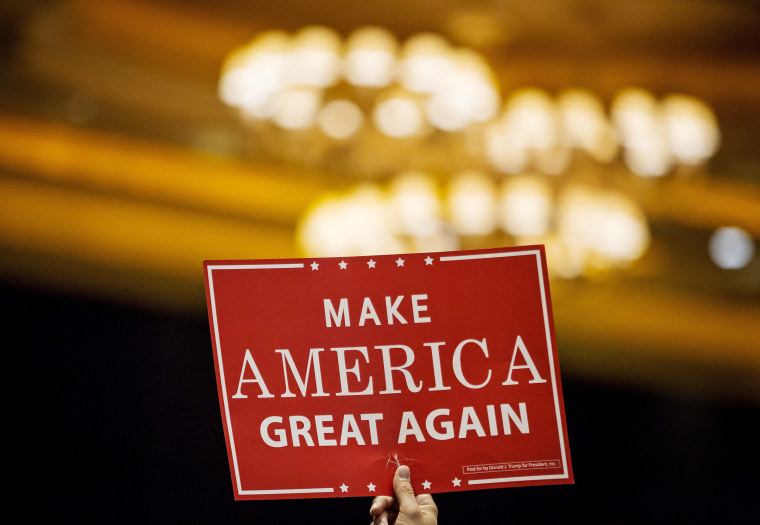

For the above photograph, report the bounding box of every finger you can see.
[372,509,392,525]
[416,493,435,504]
[416,493,438,517]
[393,465,421,517]
[369,495,395,517]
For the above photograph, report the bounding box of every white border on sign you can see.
[439,250,570,485]
[207,250,569,496]
[207,263,335,496]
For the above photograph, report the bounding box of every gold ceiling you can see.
[1,0,759,398]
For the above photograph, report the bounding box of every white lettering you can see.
[411,294,431,323]
[398,411,425,443]
[276,348,328,398]
[361,413,383,445]
[340,414,364,446]
[425,341,451,391]
[452,338,492,389]
[332,347,374,396]
[323,295,433,327]
[232,349,274,399]
[426,408,454,440]
[502,336,547,385]
[385,296,408,325]
[501,402,530,434]
[314,415,337,446]
[358,297,381,326]
[324,298,350,327]
[260,416,287,447]
[289,415,315,447]
[259,413,385,448]
[459,406,487,438]
[376,344,423,394]
[487,404,499,436]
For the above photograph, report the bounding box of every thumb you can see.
[393,465,420,516]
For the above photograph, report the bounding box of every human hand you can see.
[369,465,438,525]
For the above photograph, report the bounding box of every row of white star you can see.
[339,477,462,493]
[311,256,435,271]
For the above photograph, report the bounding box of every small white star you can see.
[340,483,349,493]
[424,256,434,265]
[339,260,348,270]
[396,257,405,267]
[452,477,461,487]
[310,261,319,271]
[367,482,376,492]
[367,259,376,268]
[422,480,432,490]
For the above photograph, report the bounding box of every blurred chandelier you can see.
[219,25,500,174]
[219,26,721,278]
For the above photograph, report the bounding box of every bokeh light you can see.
[709,226,755,269]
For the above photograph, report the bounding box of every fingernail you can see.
[398,465,410,480]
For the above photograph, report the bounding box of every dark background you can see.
[7,281,758,524]
[2,1,760,523]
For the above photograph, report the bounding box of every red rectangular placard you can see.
[204,246,573,500]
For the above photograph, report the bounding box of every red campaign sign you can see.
[204,246,573,500]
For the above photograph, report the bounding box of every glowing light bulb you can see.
[297,186,404,257]
[373,95,424,137]
[272,87,321,129]
[344,26,398,88]
[219,31,291,117]
[484,121,527,174]
[399,33,452,94]
[424,49,499,130]
[503,88,558,149]
[499,176,553,236]
[612,88,672,177]
[557,184,649,269]
[662,94,720,166]
[289,26,343,88]
[709,227,755,269]
[389,171,441,235]
[557,89,618,162]
[317,100,363,139]
[447,171,497,235]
